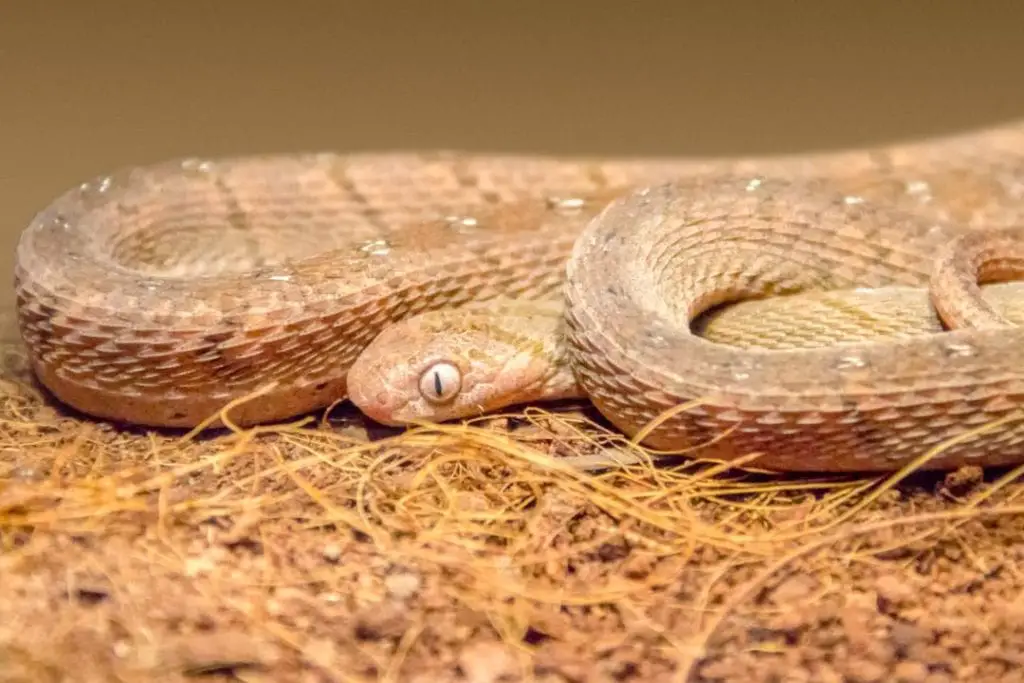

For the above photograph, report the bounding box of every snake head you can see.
[346,299,579,425]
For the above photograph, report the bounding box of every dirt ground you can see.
[2,333,1024,683]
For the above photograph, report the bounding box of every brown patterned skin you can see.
[13,122,1024,471]
[563,179,1024,471]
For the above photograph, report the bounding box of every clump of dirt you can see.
[1,341,1023,683]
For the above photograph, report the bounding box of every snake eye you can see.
[419,362,462,404]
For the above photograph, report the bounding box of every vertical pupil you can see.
[433,371,443,396]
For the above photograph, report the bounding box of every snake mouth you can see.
[346,363,408,426]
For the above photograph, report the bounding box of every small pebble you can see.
[385,571,422,599]
[875,574,916,605]
[322,543,343,563]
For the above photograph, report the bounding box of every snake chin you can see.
[346,376,406,427]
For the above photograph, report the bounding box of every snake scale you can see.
[14,120,1024,471]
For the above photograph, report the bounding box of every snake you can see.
[13,120,1024,472]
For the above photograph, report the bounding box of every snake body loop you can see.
[14,121,1024,470]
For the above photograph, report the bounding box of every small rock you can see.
[938,466,983,496]
[385,571,422,600]
[458,640,518,683]
[891,659,929,683]
[844,658,887,683]
[322,542,343,563]
[875,574,916,606]
[771,574,818,604]
[890,621,930,652]
[354,602,411,640]
[995,593,1024,629]
[303,637,338,669]
[159,630,278,674]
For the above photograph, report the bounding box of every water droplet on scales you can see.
[444,215,479,233]
[79,176,114,196]
[180,158,215,174]
[836,355,868,369]
[546,196,587,213]
[944,342,976,358]
[359,239,391,257]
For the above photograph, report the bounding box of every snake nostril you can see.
[346,364,395,422]
[353,390,400,425]
[373,391,394,419]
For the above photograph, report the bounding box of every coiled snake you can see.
[14,120,1024,471]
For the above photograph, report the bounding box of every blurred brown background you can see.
[3,3,1024,331]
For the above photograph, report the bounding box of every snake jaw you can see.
[345,362,412,426]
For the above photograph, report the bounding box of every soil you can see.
[2,334,1024,683]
